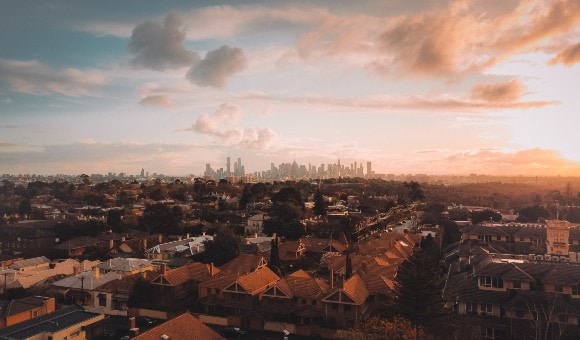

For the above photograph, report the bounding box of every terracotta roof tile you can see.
[133,313,223,340]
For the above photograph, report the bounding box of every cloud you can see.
[236,88,556,114]
[139,94,173,107]
[470,79,525,103]
[128,12,199,71]
[1,98,13,104]
[0,59,106,96]
[548,42,580,66]
[185,104,274,149]
[186,45,247,88]
[493,0,580,55]
[443,148,580,176]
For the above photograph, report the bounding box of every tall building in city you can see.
[226,157,231,176]
[140,168,145,177]
[367,162,372,176]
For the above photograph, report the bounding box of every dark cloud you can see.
[128,12,199,71]
[186,45,247,88]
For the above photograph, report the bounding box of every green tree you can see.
[18,198,32,217]
[143,203,180,234]
[345,251,353,279]
[517,205,550,223]
[313,190,327,216]
[404,181,425,202]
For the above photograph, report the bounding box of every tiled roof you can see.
[219,254,266,274]
[0,305,102,339]
[341,274,369,305]
[97,258,153,272]
[134,313,223,340]
[155,262,217,286]
[54,237,100,250]
[9,257,50,270]
[96,271,157,293]
[280,270,329,300]
[0,296,52,318]
[198,271,240,290]
[236,266,280,295]
[51,270,121,290]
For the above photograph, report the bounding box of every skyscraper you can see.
[367,162,372,176]
[226,157,231,176]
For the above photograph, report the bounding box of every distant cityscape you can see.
[203,157,380,181]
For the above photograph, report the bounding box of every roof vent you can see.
[161,335,170,340]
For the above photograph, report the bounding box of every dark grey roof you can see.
[0,296,52,318]
[0,305,101,339]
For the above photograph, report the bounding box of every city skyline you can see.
[1,1,580,176]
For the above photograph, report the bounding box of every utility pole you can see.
[80,276,85,306]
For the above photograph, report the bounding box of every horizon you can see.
[1,1,580,176]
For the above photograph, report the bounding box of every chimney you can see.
[161,263,167,275]
[210,263,215,276]
[93,266,100,279]
[186,233,190,239]
[121,236,126,242]
[158,234,163,243]
[255,233,258,239]
[129,316,139,336]
[109,239,114,250]
[143,238,147,250]
[203,231,206,237]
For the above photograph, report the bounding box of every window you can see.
[556,285,564,293]
[466,302,476,313]
[512,281,521,289]
[515,310,525,318]
[572,285,579,296]
[344,304,352,312]
[480,276,503,288]
[98,294,107,307]
[481,303,493,315]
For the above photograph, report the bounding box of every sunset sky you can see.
[1,0,579,176]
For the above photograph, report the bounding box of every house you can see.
[109,234,166,258]
[321,274,369,328]
[245,213,269,235]
[0,304,104,340]
[443,254,580,339]
[90,271,157,316]
[53,236,100,258]
[145,235,213,260]
[221,266,280,316]
[277,239,306,262]
[260,270,329,324]
[50,267,121,306]
[9,257,50,272]
[150,262,218,304]
[133,312,223,340]
[0,296,55,328]
[97,258,155,276]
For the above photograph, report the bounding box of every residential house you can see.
[245,213,269,235]
[0,304,104,340]
[91,271,157,316]
[50,267,121,306]
[321,274,369,328]
[0,296,55,328]
[97,258,155,276]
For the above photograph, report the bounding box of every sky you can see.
[1,0,579,176]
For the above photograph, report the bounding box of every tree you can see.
[392,242,444,331]
[143,203,180,234]
[471,209,502,225]
[18,198,32,217]
[202,226,242,266]
[106,209,123,232]
[269,237,280,268]
[404,181,425,202]
[239,184,253,210]
[518,205,550,223]
[337,316,424,340]
[439,219,461,248]
[313,190,327,216]
[345,251,353,279]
